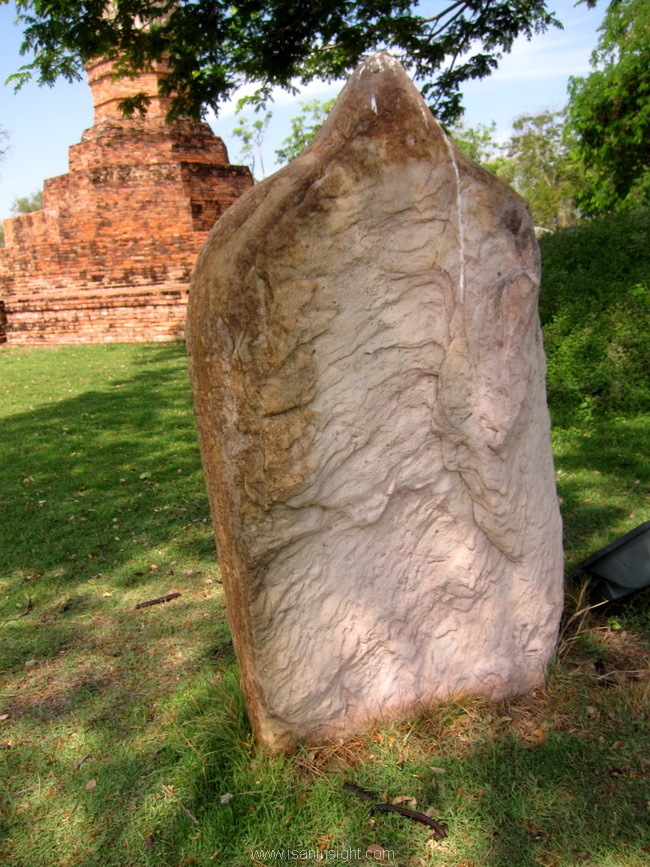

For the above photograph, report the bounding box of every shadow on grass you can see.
[0,342,232,864]
[1,343,648,865]
[0,342,218,666]
[71,670,649,866]
[476,733,648,864]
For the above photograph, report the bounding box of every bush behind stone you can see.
[540,208,650,422]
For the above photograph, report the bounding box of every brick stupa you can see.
[0,59,253,343]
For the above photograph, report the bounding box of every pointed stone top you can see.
[291,50,443,173]
[334,50,429,114]
[353,50,407,74]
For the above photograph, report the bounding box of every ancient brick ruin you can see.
[0,59,253,344]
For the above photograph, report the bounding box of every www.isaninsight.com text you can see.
[251,847,395,861]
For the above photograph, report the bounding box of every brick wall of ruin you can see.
[0,59,253,344]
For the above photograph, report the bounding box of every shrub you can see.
[539,208,650,423]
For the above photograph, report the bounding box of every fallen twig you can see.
[162,784,199,825]
[372,802,447,838]
[135,592,181,610]
[343,782,447,839]
[74,753,91,771]
[11,785,38,797]
[0,596,33,626]
[480,832,496,865]
[343,782,375,800]
[595,669,647,681]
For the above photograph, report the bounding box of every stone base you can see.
[4,286,188,344]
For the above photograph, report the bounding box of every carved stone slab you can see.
[187,53,564,752]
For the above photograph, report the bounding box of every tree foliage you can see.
[505,110,579,229]
[540,207,650,420]
[449,119,509,176]
[232,112,272,180]
[7,0,562,122]
[11,188,43,215]
[567,0,650,214]
[451,113,578,228]
[275,98,337,164]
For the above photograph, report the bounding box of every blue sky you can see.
[0,0,604,221]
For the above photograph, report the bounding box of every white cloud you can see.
[209,77,344,123]
[459,28,594,96]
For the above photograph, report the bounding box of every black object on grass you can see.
[573,521,650,603]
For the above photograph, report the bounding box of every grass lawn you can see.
[0,342,648,866]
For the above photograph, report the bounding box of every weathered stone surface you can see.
[187,53,564,752]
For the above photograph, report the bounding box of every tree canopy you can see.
[567,0,650,214]
[449,119,508,175]
[6,0,567,122]
[232,111,273,179]
[275,98,337,164]
[504,111,579,229]
[11,188,43,215]
[450,112,579,229]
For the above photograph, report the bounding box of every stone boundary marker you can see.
[187,53,564,752]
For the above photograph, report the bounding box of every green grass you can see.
[1,342,648,867]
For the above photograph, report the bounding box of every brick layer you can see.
[0,60,253,343]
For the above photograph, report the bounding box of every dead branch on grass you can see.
[0,596,33,625]
[343,782,447,839]
[135,592,181,610]
[162,784,199,825]
[74,753,91,770]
